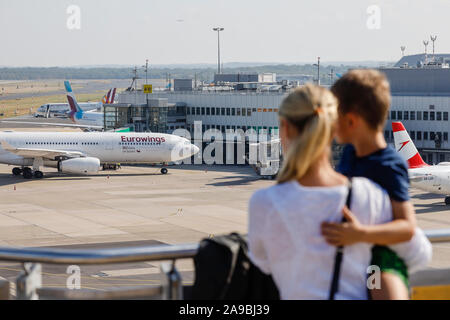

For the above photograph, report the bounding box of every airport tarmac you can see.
[0,163,449,296]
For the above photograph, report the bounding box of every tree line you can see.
[0,64,377,84]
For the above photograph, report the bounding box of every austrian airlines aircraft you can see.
[392,121,450,204]
[0,131,199,179]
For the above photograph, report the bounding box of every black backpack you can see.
[189,233,279,300]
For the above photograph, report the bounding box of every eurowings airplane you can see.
[0,131,199,179]
[65,81,104,128]
[35,87,116,117]
[1,84,117,130]
[392,121,450,204]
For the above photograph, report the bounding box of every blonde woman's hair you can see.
[277,84,338,184]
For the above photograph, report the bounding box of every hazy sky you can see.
[0,0,449,67]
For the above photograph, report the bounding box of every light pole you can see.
[423,40,429,64]
[313,57,320,85]
[401,46,406,57]
[213,27,224,74]
[142,60,150,132]
[142,59,149,85]
[430,35,437,61]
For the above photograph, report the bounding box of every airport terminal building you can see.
[106,55,450,165]
[383,54,450,164]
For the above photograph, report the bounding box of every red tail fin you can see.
[392,122,428,168]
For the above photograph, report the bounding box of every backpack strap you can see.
[214,233,244,299]
[328,179,353,300]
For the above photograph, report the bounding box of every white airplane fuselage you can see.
[0,131,198,168]
[409,165,450,195]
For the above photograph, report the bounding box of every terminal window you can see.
[404,111,409,120]
[226,108,231,116]
[201,108,205,115]
[410,111,415,120]
[211,108,215,116]
[231,108,235,116]
[397,111,402,120]
[391,111,396,120]
[196,107,201,115]
[206,108,210,115]
[216,107,220,115]
[417,111,422,120]
[237,108,241,116]
[437,112,442,121]
[430,132,436,140]
[424,132,428,140]
[221,108,225,116]
[242,108,246,116]
[445,132,448,141]
[445,112,449,121]
[187,107,191,115]
[430,112,435,121]
[417,131,422,140]
[247,109,252,116]
[424,111,429,121]
[411,131,415,140]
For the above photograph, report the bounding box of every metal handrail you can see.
[0,243,199,265]
[0,229,447,266]
[422,228,450,243]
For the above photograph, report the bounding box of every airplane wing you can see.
[0,120,103,130]
[0,141,85,160]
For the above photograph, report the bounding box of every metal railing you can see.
[0,229,449,300]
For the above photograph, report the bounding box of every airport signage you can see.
[143,84,153,94]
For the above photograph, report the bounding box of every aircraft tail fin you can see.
[64,81,83,115]
[392,121,428,168]
[102,88,117,104]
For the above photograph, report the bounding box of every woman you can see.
[248,84,430,299]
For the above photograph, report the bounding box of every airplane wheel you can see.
[34,171,44,179]
[23,168,33,179]
[161,168,168,175]
[445,197,450,205]
[12,167,22,176]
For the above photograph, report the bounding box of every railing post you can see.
[160,261,183,300]
[0,280,10,300]
[16,263,42,300]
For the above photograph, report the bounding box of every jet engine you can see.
[58,157,101,175]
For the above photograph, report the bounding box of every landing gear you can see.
[34,171,44,179]
[22,167,33,179]
[14,167,44,179]
[445,197,450,205]
[102,164,120,171]
[161,168,168,175]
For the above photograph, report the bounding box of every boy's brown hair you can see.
[331,69,391,130]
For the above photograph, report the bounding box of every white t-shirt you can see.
[248,177,432,300]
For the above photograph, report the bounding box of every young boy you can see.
[321,69,420,299]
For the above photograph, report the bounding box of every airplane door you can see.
[105,138,114,151]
